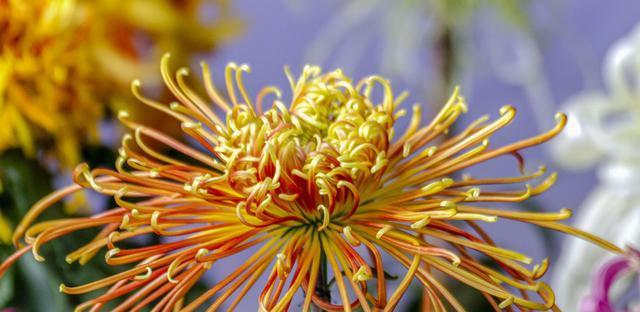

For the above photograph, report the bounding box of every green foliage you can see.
[0,150,54,220]
[0,248,14,308]
[0,149,121,310]
[0,147,210,310]
[0,149,73,311]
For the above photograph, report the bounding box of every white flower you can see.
[551,22,640,311]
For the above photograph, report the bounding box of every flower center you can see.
[216,67,395,225]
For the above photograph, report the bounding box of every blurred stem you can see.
[313,250,330,311]
[432,19,456,110]
[436,24,454,95]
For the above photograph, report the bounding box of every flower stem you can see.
[313,250,331,311]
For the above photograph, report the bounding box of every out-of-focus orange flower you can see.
[0,55,621,311]
[0,0,240,167]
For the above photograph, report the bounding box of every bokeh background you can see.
[205,0,637,269]
[1,0,639,310]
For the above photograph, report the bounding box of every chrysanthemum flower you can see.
[0,0,239,167]
[1,54,622,311]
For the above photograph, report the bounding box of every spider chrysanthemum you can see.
[1,55,621,311]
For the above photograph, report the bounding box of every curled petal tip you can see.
[239,63,251,72]
[316,205,330,232]
[178,67,190,76]
[196,248,209,262]
[133,267,152,281]
[33,251,45,262]
[499,105,515,115]
[115,187,128,198]
[560,208,573,217]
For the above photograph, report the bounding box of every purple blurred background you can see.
[201,0,639,275]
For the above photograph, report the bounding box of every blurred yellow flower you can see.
[0,0,240,167]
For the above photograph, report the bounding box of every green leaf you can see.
[14,256,73,312]
[0,247,15,308]
[0,147,136,311]
[0,149,54,219]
